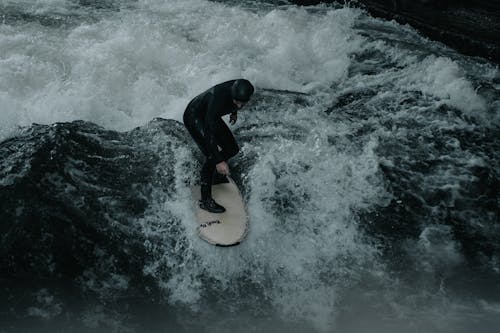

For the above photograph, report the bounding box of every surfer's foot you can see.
[199,198,226,213]
[212,173,229,185]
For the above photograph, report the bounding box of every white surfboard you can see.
[191,176,248,246]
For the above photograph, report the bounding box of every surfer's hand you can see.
[216,161,230,176]
[229,112,237,125]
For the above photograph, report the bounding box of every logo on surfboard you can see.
[199,220,221,228]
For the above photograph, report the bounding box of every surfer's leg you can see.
[183,108,225,213]
[200,157,216,200]
[183,110,210,156]
[199,156,226,213]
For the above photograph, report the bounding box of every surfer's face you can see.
[233,99,246,109]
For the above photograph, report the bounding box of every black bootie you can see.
[200,181,225,213]
[199,198,226,213]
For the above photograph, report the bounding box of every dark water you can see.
[1,0,499,332]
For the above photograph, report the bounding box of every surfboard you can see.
[191,176,248,246]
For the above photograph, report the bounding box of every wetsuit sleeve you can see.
[205,94,225,164]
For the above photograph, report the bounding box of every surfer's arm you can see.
[205,96,225,163]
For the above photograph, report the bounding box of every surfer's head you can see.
[231,79,254,108]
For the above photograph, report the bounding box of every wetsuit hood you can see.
[231,79,254,102]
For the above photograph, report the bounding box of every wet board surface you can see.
[191,176,248,246]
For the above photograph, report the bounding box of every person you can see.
[183,79,254,213]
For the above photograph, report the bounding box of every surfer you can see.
[183,79,254,213]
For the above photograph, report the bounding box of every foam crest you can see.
[0,0,362,140]
[403,56,486,112]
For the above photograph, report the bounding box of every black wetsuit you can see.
[183,80,239,201]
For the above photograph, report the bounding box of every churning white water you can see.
[1,0,358,138]
[1,0,499,332]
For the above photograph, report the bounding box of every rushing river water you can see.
[1,1,499,332]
